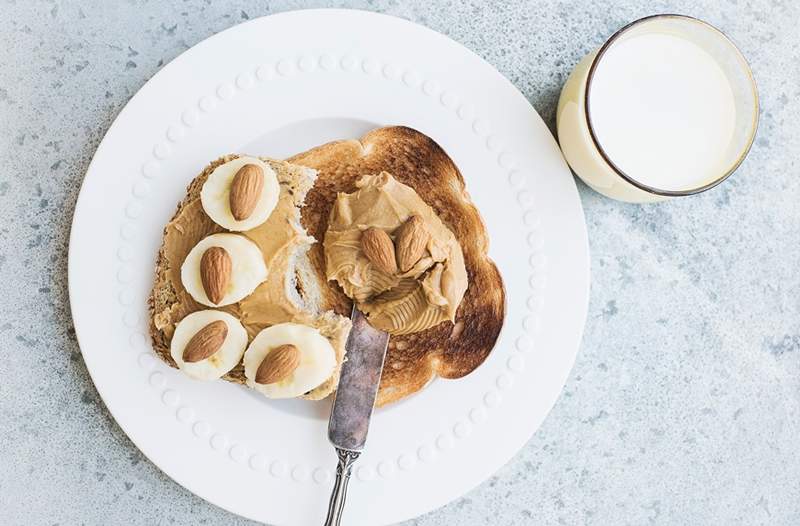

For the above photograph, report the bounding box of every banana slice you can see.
[201,156,280,231]
[170,310,248,381]
[244,323,336,399]
[181,233,267,307]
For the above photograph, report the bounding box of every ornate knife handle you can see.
[323,448,361,526]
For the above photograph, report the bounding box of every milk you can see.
[588,32,738,192]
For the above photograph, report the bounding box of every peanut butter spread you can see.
[324,172,468,335]
[156,159,318,343]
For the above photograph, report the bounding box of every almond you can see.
[183,320,228,363]
[255,344,300,384]
[200,246,232,304]
[395,215,429,272]
[361,227,397,274]
[229,163,264,221]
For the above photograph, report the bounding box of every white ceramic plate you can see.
[69,9,589,525]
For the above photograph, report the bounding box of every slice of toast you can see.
[148,155,351,400]
[289,126,506,406]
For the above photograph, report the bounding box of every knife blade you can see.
[324,307,389,526]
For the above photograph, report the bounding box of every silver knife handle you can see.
[324,448,361,526]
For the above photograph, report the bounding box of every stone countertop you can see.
[2,1,798,524]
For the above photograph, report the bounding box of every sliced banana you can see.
[170,310,248,381]
[201,156,279,231]
[244,323,336,399]
[181,233,267,307]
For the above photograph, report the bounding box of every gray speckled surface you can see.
[2,1,799,524]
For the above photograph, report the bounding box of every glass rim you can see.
[584,13,760,197]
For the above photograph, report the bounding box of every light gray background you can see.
[2,1,798,525]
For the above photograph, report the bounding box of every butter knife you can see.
[323,308,389,526]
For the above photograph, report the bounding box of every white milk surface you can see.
[588,32,737,191]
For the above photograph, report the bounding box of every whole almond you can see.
[255,344,300,384]
[361,227,397,274]
[229,163,264,221]
[183,320,228,363]
[395,215,429,272]
[200,246,232,304]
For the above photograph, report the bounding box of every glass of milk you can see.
[557,14,758,202]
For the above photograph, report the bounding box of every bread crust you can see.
[289,126,506,406]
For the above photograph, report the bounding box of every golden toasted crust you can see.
[289,126,506,406]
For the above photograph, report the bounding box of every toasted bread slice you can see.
[289,126,505,406]
[148,155,351,400]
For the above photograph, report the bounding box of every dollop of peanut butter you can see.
[324,172,468,335]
